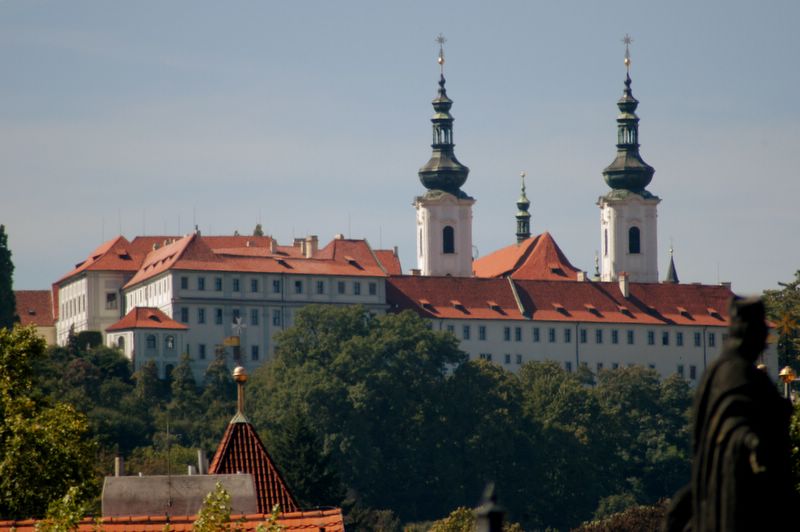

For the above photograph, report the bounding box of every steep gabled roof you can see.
[374,249,403,275]
[15,290,54,327]
[209,420,299,514]
[473,232,581,281]
[56,236,138,284]
[106,307,188,332]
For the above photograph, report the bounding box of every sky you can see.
[1,1,799,294]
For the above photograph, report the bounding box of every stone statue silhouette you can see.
[664,296,798,531]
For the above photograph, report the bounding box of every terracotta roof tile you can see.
[473,232,581,281]
[209,421,299,514]
[374,249,403,275]
[106,307,188,332]
[0,508,344,531]
[15,290,54,327]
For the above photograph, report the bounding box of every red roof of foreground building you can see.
[14,290,54,327]
[106,307,188,332]
[388,276,734,326]
[0,508,344,531]
[472,232,582,281]
[209,417,299,514]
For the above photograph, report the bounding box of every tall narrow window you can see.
[442,226,455,254]
[628,227,641,254]
[604,229,608,256]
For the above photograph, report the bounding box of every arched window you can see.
[165,335,175,350]
[146,335,156,349]
[628,227,641,254]
[117,336,125,350]
[443,226,455,254]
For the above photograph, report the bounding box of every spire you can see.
[664,246,679,283]
[232,365,249,423]
[515,171,531,243]
[602,34,655,196]
[418,34,470,197]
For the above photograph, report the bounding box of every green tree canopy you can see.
[0,225,16,330]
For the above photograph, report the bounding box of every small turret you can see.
[515,172,531,243]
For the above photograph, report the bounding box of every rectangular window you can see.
[612,362,619,369]
[446,324,455,335]
[708,333,716,347]
[105,292,118,310]
[272,309,281,326]
[597,362,603,372]
[479,353,492,361]
[272,279,281,293]
[180,307,189,323]
[215,308,223,324]
[611,329,619,344]
[648,363,656,369]
[197,308,206,324]
[354,282,361,295]
[564,328,572,343]
[251,279,259,293]
[677,364,685,378]
[516,354,522,365]
[199,344,207,360]
[233,279,240,292]
[515,327,522,342]
[463,325,471,340]
[627,330,635,345]
[690,365,697,380]
[369,282,377,296]
[676,332,684,346]
[504,327,511,341]
[251,309,259,326]
[316,281,325,294]
[694,332,702,347]
[198,277,205,291]
[565,361,573,372]
[596,329,603,344]
[251,345,259,361]
[294,280,303,294]
[548,328,556,343]
[580,329,587,344]
[479,326,487,341]
[662,331,670,346]
[504,354,511,364]
[648,331,655,345]
[180,276,188,289]
[215,277,223,291]
[533,327,540,342]
[232,308,241,322]
[337,281,346,295]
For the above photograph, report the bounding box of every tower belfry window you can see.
[443,226,455,254]
[628,226,641,254]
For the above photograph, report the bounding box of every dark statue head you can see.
[728,296,768,360]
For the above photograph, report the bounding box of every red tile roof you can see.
[0,508,344,531]
[106,307,188,332]
[472,232,581,281]
[388,276,735,326]
[374,249,403,275]
[15,290,54,327]
[56,236,139,284]
[209,419,299,514]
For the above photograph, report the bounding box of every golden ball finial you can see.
[233,365,248,383]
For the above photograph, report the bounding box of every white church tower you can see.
[599,36,660,283]
[415,36,474,277]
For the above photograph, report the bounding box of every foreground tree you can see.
[0,326,97,519]
[0,225,16,329]
[764,270,800,369]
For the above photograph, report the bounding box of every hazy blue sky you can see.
[2,1,798,294]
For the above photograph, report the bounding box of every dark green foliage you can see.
[253,224,265,237]
[764,270,800,369]
[0,225,16,330]
[75,331,103,350]
[572,499,668,532]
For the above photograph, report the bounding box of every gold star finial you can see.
[622,34,633,72]
[436,33,446,74]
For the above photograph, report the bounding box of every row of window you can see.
[184,343,261,362]
[474,354,698,379]
[60,293,87,319]
[448,324,718,348]
[179,307,283,327]
[178,276,378,296]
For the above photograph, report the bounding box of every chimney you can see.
[393,246,398,256]
[269,239,275,253]
[577,271,586,282]
[197,450,208,475]
[114,456,125,477]
[305,235,318,258]
[720,281,732,289]
[619,272,630,298]
[411,268,421,276]
[334,233,344,240]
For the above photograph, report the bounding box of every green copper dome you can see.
[418,75,470,195]
[602,74,655,193]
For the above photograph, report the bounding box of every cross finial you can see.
[520,171,527,193]
[436,33,447,75]
[622,34,633,72]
